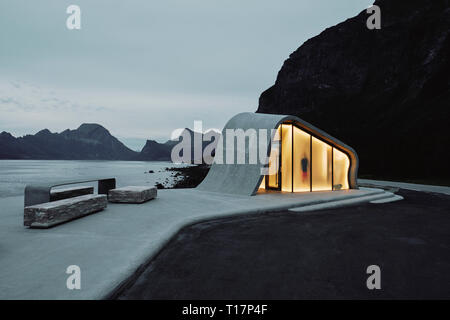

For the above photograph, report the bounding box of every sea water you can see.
[0,160,187,198]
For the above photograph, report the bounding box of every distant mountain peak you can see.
[143,139,160,146]
[77,123,108,133]
[36,129,52,136]
[0,131,14,138]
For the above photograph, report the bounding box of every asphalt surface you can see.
[116,189,450,299]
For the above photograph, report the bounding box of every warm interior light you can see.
[259,122,350,194]
[311,136,332,191]
[333,148,350,190]
[281,124,292,192]
[259,176,265,189]
[267,126,280,189]
[293,126,311,192]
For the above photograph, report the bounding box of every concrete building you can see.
[197,112,358,196]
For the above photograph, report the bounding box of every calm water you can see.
[0,160,188,198]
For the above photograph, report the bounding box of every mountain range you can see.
[0,124,214,162]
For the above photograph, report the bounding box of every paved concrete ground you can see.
[358,179,450,195]
[0,187,383,299]
[117,189,450,299]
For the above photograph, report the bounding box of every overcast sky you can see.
[0,0,370,150]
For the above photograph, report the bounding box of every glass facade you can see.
[333,148,350,190]
[281,124,292,192]
[267,126,280,189]
[260,122,350,193]
[311,137,332,191]
[259,175,266,189]
[293,126,311,192]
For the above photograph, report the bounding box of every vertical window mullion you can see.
[331,147,334,190]
[310,135,312,192]
[291,124,294,193]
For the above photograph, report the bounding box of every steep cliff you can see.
[257,0,450,182]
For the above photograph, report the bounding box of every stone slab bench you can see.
[24,194,108,228]
[108,186,157,204]
[50,186,94,202]
[24,178,115,207]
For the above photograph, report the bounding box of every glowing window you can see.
[267,126,280,189]
[260,122,351,194]
[258,176,266,190]
[311,137,332,191]
[333,148,350,190]
[293,126,311,192]
[281,124,292,192]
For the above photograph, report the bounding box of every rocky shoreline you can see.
[155,164,211,189]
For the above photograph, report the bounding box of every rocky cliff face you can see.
[257,0,450,182]
[0,124,138,160]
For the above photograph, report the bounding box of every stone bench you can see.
[50,186,94,201]
[108,186,157,204]
[24,177,115,207]
[24,194,107,228]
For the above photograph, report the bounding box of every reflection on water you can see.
[0,160,187,198]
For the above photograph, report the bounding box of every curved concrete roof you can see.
[196,112,359,196]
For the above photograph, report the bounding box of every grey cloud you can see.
[0,0,369,144]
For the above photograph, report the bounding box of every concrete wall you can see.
[196,112,359,196]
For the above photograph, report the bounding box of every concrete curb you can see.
[288,191,395,213]
[370,194,404,204]
[358,179,450,195]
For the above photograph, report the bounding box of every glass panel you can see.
[281,124,292,192]
[259,176,266,190]
[267,126,280,189]
[293,126,311,192]
[333,148,350,190]
[312,137,332,191]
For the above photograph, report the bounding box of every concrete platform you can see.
[288,191,399,213]
[358,179,450,195]
[0,187,384,300]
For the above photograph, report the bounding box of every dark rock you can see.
[167,164,211,189]
[155,182,166,189]
[257,0,450,183]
